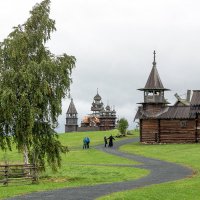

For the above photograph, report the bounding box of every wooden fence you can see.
[0,164,38,186]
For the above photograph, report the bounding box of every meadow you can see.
[99,138,200,200]
[0,130,148,199]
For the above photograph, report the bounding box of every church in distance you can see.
[65,91,117,132]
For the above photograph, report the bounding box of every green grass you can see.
[98,140,200,200]
[59,129,129,148]
[0,130,148,199]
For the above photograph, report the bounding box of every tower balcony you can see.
[144,95,165,103]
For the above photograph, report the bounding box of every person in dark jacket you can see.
[108,135,115,147]
[104,136,108,147]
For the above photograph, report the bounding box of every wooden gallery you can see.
[135,51,200,143]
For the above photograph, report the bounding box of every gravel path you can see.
[7,137,193,200]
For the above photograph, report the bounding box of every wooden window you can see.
[180,120,187,128]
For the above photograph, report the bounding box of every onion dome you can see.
[105,105,110,111]
[93,88,102,101]
[94,93,101,101]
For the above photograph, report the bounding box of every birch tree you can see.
[0,0,75,171]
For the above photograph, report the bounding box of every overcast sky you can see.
[1,0,200,132]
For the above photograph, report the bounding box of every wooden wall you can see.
[140,117,200,143]
[159,119,196,143]
[140,119,158,143]
[143,104,164,115]
[99,117,116,131]
[196,115,200,141]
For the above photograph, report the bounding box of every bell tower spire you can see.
[138,51,170,106]
[65,98,78,132]
[153,50,156,66]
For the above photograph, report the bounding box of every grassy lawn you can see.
[0,130,148,199]
[98,139,200,200]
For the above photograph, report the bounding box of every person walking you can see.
[83,137,87,149]
[108,135,115,147]
[104,136,107,147]
[86,137,90,148]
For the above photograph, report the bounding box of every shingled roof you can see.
[67,99,78,114]
[139,51,169,91]
[135,106,193,120]
[144,65,164,89]
[159,106,192,119]
[190,90,200,106]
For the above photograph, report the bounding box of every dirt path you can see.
[7,138,193,200]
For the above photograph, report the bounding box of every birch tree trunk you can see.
[23,144,29,165]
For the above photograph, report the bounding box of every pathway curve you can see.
[7,138,193,200]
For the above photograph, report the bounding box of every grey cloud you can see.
[1,0,200,132]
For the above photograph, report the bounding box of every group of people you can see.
[83,135,115,149]
[83,137,90,149]
[104,135,115,147]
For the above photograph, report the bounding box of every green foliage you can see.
[0,0,75,171]
[117,118,129,135]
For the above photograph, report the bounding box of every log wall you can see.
[196,116,200,141]
[140,116,200,143]
[141,119,158,143]
[143,104,163,115]
[159,120,196,143]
